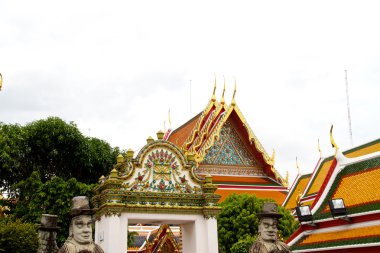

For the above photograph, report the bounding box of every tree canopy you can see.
[0,117,119,192]
[217,193,298,253]
[11,171,95,245]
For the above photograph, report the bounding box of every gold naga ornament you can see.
[0,73,2,91]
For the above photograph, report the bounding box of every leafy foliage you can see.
[230,235,255,253]
[217,193,298,253]
[12,171,95,246]
[0,117,118,191]
[0,217,38,253]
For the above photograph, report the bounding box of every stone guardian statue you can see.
[249,202,292,253]
[58,196,105,253]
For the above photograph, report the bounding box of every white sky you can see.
[1,0,379,185]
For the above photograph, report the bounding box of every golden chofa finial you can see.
[221,76,226,104]
[0,73,2,91]
[284,170,289,187]
[296,156,300,175]
[231,79,237,106]
[211,75,217,102]
[330,125,339,156]
[318,138,323,158]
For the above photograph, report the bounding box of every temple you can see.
[285,135,380,252]
[166,82,288,204]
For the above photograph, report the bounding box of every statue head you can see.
[68,196,94,245]
[257,202,282,243]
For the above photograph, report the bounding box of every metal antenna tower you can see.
[345,69,354,147]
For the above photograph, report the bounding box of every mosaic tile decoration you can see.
[203,120,259,166]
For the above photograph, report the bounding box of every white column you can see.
[95,214,129,253]
[181,222,196,253]
[205,218,219,253]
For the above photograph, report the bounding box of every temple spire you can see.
[231,79,237,106]
[221,76,226,104]
[211,76,217,102]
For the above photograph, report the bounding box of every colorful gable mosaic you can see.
[203,120,259,166]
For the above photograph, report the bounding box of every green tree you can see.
[217,194,298,253]
[0,117,118,192]
[12,171,95,245]
[0,123,28,191]
[230,235,255,253]
[0,217,38,253]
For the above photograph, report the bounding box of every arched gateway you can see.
[92,137,221,253]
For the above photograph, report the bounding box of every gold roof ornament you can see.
[0,73,2,91]
[284,171,289,188]
[330,125,339,156]
[296,189,302,207]
[318,138,323,158]
[221,77,226,105]
[211,76,217,102]
[231,79,237,106]
[296,156,300,175]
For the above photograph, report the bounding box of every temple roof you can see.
[167,87,285,185]
[287,138,380,252]
[298,138,380,207]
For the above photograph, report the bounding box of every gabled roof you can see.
[300,139,380,207]
[287,138,380,252]
[167,91,285,184]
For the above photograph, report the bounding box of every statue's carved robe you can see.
[58,238,104,253]
[249,237,292,253]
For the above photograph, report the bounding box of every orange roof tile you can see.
[216,188,287,204]
[322,166,380,212]
[211,175,275,185]
[299,225,380,246]
[305,139,380,197]
[167,113,201,147]
[283,174,312,210]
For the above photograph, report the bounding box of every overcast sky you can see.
[1,1,379,184]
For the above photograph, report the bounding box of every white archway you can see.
[92,139,221,253]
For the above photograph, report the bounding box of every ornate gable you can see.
[203,119,260,167]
